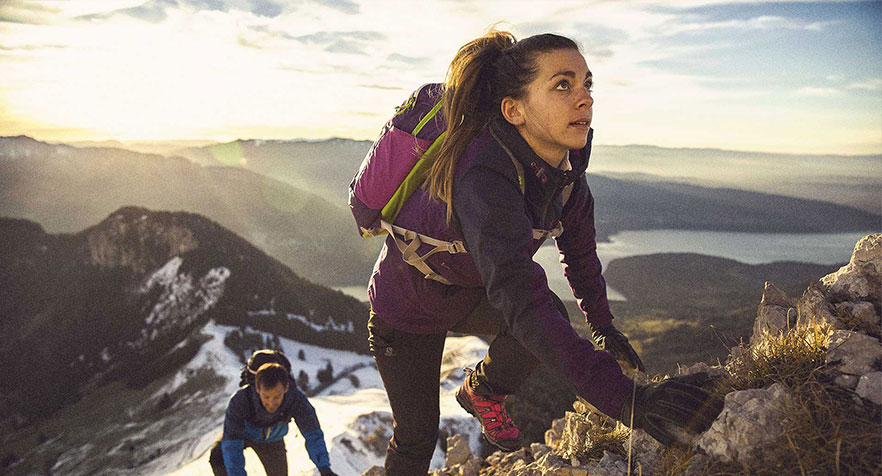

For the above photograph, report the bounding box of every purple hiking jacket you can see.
[359,85,633,417]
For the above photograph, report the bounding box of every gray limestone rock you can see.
[557,411,593,459]
[761,282,794,307]
[798,282,840,328]
[628,429,663,475]
[752,303,798,344]
[545,416,567,448]
[821,234,882,303]
[678,361,728,378]
[359,467,385,476]
[695,383,790,464]
[594,451,628,476]
[683,453,711,476]
[835,374,860,389]
[856,371,882,405]
[530,442,552,461]
[826,330,882,376]
[445,433,471,467]
[835,301,880,330]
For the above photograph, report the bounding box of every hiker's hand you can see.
[319,467,339,476]
[620,377,724,447]
[592,324,645,372]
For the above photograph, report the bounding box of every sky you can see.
[0,0,880,154]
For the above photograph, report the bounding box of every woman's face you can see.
[505,48,593,166]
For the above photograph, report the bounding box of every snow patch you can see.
[163,328,489,476]
[139,257,230,343]
[247,309,355,333]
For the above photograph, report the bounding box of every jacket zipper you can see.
[540,172,573,228]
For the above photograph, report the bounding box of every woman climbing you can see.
[349,30,723,475]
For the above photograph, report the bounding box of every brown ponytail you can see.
[424,30,580,222]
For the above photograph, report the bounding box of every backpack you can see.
[238,349,292,388]
[348,83,573,285]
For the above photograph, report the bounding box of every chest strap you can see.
[381,220,562,285]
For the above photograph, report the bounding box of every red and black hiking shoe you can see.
[455,370,521,451]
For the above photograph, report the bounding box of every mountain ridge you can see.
[0,208,370,424]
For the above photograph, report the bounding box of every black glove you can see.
[620,374,724,447]
[592,323,645,372]
[319,467,338,476]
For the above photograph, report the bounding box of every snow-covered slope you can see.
[162,324,486,476]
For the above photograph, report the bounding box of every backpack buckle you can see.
[447,241,467,254]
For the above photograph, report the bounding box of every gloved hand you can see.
[620,373,724,447]
[592,323,645,372]
[319,467,339,476]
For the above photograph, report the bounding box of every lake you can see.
[337,230,877,302]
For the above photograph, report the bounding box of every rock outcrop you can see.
[694,383,790,464]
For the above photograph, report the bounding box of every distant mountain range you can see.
[163,137,881,215]
[588,174,878,238]
[170,138,370,206]
[0,135,379,286]
[1,135,878,288]
[0,208,369,423]
[164,136,879,239]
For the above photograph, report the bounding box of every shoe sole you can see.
[455,388,521,452]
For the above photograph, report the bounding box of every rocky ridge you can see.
[360,233,882,476]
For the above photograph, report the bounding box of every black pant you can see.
[370,294,567,475]
[208,434,288,476]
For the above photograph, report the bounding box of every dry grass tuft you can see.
[653,320,881,475]
[557,410,629,462]
[721,321,830,393]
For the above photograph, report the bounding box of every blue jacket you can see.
[221,376,330,476]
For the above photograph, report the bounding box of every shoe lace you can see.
[462,368,515,432]
[479,394,514,430]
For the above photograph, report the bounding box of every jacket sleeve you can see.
[221,393,249,476]
[290,388,331,469]
[453,163,633,418]
[555,175,614,329]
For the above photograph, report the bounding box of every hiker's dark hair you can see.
[255,363,290,390]
[425,30,580,222]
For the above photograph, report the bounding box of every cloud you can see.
[285,30,384,55]
[847,78,882,91]
[237,35,264,49]
[77,0,176,23]
[287,31,384,44]
[663,15,837,35]
[279,64,357,75]
[76,0,286,23]
[357,84,406,91]
[324,39,367,55]
[310,0,359,15]
[244,0,283,18]
[180,0,226,11]
[0,0,62,24]
[386,53,431,67]
[796,86,840,97]
[0,43,65,51]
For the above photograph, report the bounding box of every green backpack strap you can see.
[380,102,447,227]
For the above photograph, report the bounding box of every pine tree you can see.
[297,369,310,390]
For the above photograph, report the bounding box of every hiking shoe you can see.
[455,370,521,451]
